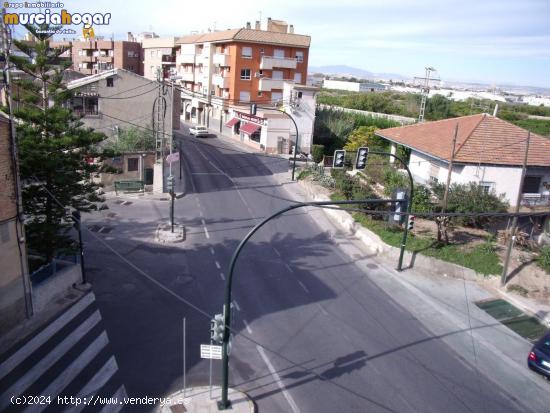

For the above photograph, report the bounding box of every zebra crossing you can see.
[0,292,126,412]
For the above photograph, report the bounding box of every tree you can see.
[11,25,108,263]
[425,94,452,120]
[105,126,155,153]
[344,126,377,151]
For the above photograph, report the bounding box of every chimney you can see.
[493,103,499,117]
[246,22,251,29]
[267,17,272,30]
[289,24,294,34]
[255,20,260,30]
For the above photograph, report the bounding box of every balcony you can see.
[178,71,194,82]
[213,53,230,66]
[212,74,230,88]
[98,55,113,63]
[260,56,297,70]
[162,55,176,64]
[258,78,293,91]
[176,53,195,65]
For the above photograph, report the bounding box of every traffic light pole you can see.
[251,105,300,181]
[368,151,414,272]
[218,198,398,410]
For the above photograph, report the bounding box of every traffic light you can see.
[355,147,369,170]
[407,215,415,231]
[167,175,174,192]
[210,314,225,344]
[250,103,257,115]
[333,150,346,168]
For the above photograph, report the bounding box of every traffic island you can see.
[157,386,255,413]
[155,222,185,243]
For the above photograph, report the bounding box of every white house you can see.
[323,79,386,92]
[375,114,550,208]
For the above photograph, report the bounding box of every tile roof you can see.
[375,114,550,167]
[176,28,310,47]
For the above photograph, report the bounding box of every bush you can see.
[312,145,325,163]
[382,166,409,196]
[537,246,550,273]
[431,182,509,228]
[412,184,434,213]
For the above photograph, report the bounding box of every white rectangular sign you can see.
[200,344,222,360]
[166,152,180,163]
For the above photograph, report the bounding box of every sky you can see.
[7,0,550,88]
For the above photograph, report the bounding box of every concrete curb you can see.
[157,386,255,413]
[155,223,185,243]
[298,179,482,281]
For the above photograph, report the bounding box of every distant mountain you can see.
[308,65,410,82]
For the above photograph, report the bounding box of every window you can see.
[271,92,283,103]
[274,49,284,58]
[150,50,154,57]
[429,163,440,183]
[127,158,139,172]
[106,77,114,87]
[479,181,495,194]
[295,51,304,62]
[272,70,283,80]
[72,96,99,116]
[242,46,252,58]
[257,91,262,97]
[239,91,250,102]
[294,72,302,83]
[260,48,265,54]
[240,69,251,80]
[523,176,542,193]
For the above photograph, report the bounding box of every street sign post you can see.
[200,344,222,360]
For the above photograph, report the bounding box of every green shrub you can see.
[382,166,409,196]
[297,169,313,180]
[312,145,325,163]
[537,246,550,273]
[412,184,433,213]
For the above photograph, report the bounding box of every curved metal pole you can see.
[254,105,300,181]
[218,198,394,409]
[370,151,414,271]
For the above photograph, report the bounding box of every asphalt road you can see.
[82,125,544,413]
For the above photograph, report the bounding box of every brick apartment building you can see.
[175,18,310,125]
[0,114,32,336]
[142,37,178,80]
[68,39,143,76]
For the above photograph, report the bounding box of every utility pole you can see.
[501,131,531,286]
[437,123,459,244]
[414,66,440,122]
[1,17,33,318]
[154,68,166,164]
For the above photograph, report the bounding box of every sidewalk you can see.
[157,387,255,413]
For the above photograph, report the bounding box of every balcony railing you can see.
[212,74,230,88]
[521,193,550,207]
[162,55,176,63]
[260,56,297,70]
[213,53,230,66]
[178,71,194,82]
[176,53,195,65]
[258,78,294,91]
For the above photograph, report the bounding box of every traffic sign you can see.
[200,344,222,360]
[166,152,180,163]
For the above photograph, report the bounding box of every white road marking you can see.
[233,300,241,311]
[220,272,226,281]
[317,304,329,316]
[65,357,119,413]
[25,333,109,413]
[298,280,309,294]
[98,226,106,233]
[273,247,282,257]
[215,261,221,269]
[0,293,95,380]
[243,319,252,334]
[256,345,301,413]
[209,247,215,255]
[285,263,294,273]
[203,226,210,239]
[0,312,102,411]
[201,218,206,226]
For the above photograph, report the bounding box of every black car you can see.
[528,331,550,379]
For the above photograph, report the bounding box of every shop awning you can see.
[225,118,239,127]
[240,122,261,135]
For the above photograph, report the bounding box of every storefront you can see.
[225,110,267,149]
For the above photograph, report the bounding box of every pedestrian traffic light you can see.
[355,147,369,170]
[210,314,225,344]
[333,150,346,168]
[250,103,257,115]
[407,215,415,231]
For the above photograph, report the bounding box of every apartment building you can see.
[175,18,310,128]
[70,39,143,76]
[0,114,32,336]
[142,37,178,80]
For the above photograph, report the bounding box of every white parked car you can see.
[189,126,209,137]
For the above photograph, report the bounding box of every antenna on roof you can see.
[414,66,440,122]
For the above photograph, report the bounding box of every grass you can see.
[297,169,313,180]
